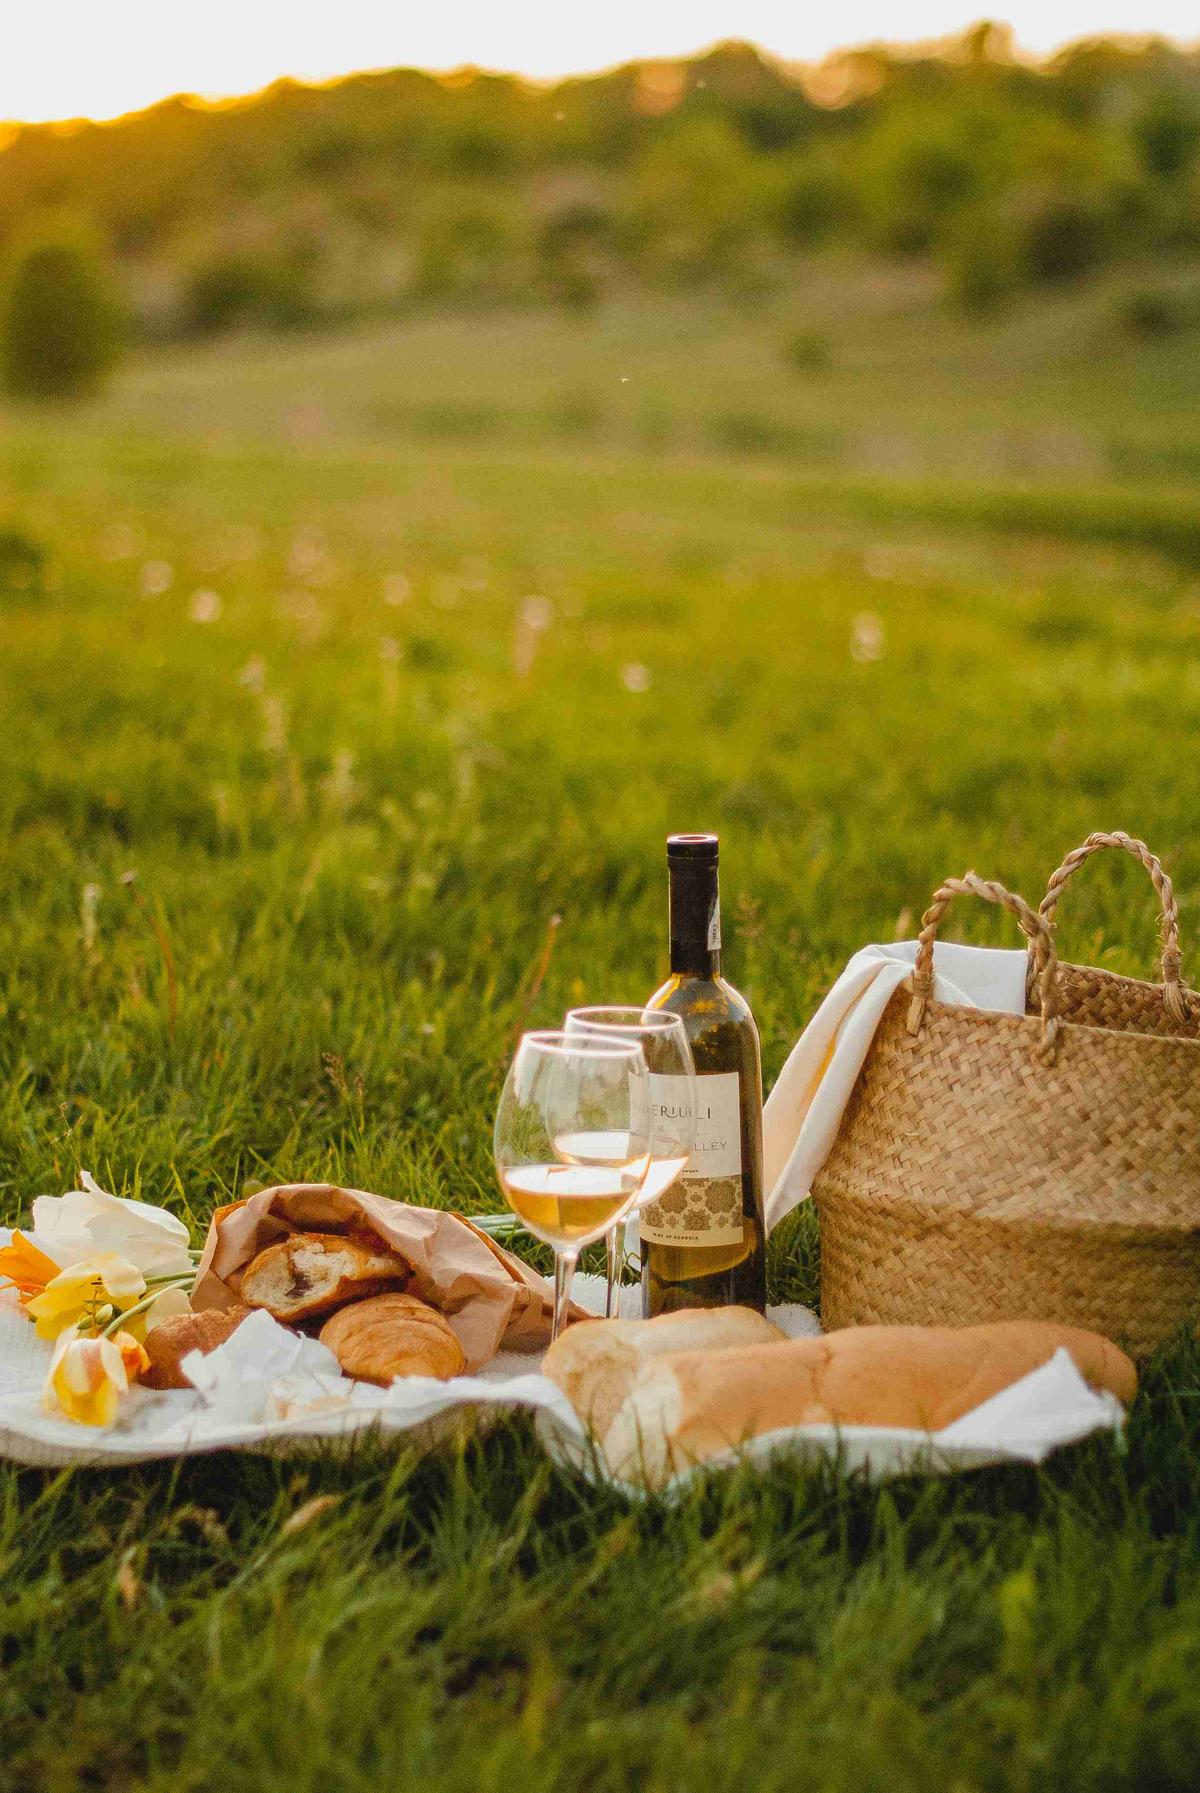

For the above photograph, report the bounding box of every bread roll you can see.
[603,1321,1138,1487]
[319,1292,466,1384]
[140,1305,252,1389]
[542,1306,785,1442]
[241,1232,409,1323]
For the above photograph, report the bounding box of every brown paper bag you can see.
[192,1183,582,1371]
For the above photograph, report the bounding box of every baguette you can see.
[542,1306,785,1442]
[603,1321,1138,1487]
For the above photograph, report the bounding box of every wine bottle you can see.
[641,833,767,1316]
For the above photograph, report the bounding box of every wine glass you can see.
[494,1030,652,1343]
[563,1007,696,1317]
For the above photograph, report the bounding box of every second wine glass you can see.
[563,1007,696,1316]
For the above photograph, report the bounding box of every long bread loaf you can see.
[601,1321,1137,1486]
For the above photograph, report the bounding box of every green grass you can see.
[3,287,1200,1789]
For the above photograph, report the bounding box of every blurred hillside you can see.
[5,28,1200,336]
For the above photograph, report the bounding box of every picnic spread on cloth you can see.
[1,828,1194,1487]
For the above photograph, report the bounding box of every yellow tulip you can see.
[42,1327,147,1427]
[25,1253,146,1341]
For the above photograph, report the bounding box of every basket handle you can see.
[907,871,1061,1063]
[1036,830,1188,1024]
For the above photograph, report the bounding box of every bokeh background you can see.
[2,19,1199,1210]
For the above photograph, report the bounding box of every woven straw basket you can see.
[813,842,1200,1358]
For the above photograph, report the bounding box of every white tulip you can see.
[32,1172,193,1278]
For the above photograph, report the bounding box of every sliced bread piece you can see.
[542,1305,785,1443]
[240,1232,409,1324]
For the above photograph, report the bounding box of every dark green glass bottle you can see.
[641,834,767,1315]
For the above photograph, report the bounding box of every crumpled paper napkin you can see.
[178,1311,344,1424]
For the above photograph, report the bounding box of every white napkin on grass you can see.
[763,941,1029,1232]
[179,1309,344,1425]
[935,1347,1126,1459]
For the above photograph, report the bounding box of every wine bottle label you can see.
[640,1071,745,1248]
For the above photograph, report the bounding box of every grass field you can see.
[3,281,1200,1790]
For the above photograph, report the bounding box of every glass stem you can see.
[552,1248,579,1344]
[605,1225,622,1318]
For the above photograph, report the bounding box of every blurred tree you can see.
[536,197,611,313]
[855,107,991,254]
[1133,90,1200,181]
[412,198,521,301]
[1022,193,1108,282]
[773,152,852,247]
[943,220,1023,312]
[1,220,122,400]
[184,253,263,335]
[624,116,768,284]
[1118,282,1200,337]
[183,233,324,336]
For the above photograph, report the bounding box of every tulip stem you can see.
[100,1277,194,1337]
[470,1213,527,1240]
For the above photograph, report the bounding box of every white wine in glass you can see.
[494,1030,652,1342]
[501,1163,646,1247]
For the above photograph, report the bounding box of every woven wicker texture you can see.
[814,868,1200,1358]
[1027,831,1199,1039]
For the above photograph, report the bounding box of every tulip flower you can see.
[25,1253,146,1341]
[0,1230,60,1303]
[42,1327,149,1427]
[31,1172,193,1279]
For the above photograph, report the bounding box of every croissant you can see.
[319,1292,465,1384]
[241,1232,409,1323]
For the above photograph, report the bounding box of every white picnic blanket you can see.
[762,941,1029,1229]
[0,1236,1123,1488]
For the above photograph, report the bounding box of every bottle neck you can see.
[668,859,722,979]
[671,940,721,978]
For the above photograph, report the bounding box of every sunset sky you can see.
[6,0,1199,124]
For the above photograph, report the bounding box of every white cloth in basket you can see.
[763,940,1029,1231]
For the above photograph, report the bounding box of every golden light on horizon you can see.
[5,0,1199,127]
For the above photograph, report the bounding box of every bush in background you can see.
[183,237,324,337]
[1022,195,1109,284]
[1,221,122,400]
[946,240,1021,314]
